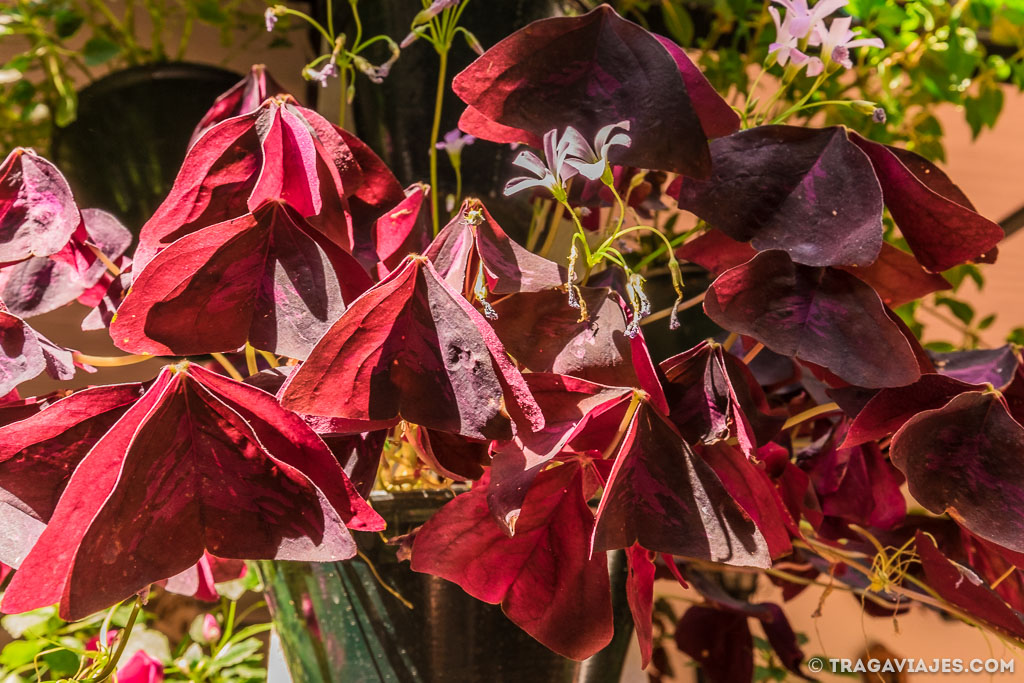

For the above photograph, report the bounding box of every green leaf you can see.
[2,608,60,640]
[936,295,975,325]
[83,36,121,66]
[209,639,262,671]
[0,641,46,669]
[195,0,228,24]
[42,648,79,677]
[53,8,84,39]
[978,314,996,330]
[661,4,694,46]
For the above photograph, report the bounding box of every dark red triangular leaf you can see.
[0,148,82,264]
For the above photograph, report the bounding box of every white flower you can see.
[563,121,632,181]
[503,127,588,200]
[810,16,884,70]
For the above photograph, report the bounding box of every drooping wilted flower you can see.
[264,7,279,32]
[305,57,338,87]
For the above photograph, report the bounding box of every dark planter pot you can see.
[322,0,558,233]
[51,63,241,232]
[261,490,634,683]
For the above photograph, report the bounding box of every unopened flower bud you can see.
[462,29,484,56]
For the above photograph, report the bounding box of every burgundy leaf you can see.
[490,287,667,410]
[0,148,82,263]
[0,208,132,318]
[592,401,770,566]
[850,133,1003,272]
[1,363,381,620]
[625,544,656,668]
[809,439,906,531]
[135,97,359,271]
[757,603,810,679]
[696,443,794,559]
[280,256,543,440]
[928,345,1020,388]
[489,374,631,530]
[372,183,431,278]
[891,392,1024,553]
[842,374,981,448]
[410,465,614,660]
[704,250,921,388]
[112,200,372,359]
[0,305,76,395]
[661,341,784,456]
[652,36,739,139]
[453,6,710,177]
[163,552,247,602]
[915,530,1024,639]
[674,605,753,683]
[963,533,1024,614]
[670,126,883,267]
[331,126,407,238]
[425,200,564,299]
[837,243,951,308]
[414,426,490,481]
[190,64,289,146]
[675,229,756,276]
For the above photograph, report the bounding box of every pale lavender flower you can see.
[435,129,477,156]
[872,107,887,124]
[767,7,812,69]
[771,0,848,39]
[264,7,278,32]
[563,121,632,181]
[412,0,462,27]
[503,127,589,200]
[810,16,884,70]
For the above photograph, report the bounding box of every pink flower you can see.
[771,0,848,39]
[810,16,884,70]
[264,8,278,32]
[435,129,476,157]
[767,7,812,69]
[202,614,222,643]
[117,651,164,683]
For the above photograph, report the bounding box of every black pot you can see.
[323,0,558,233]
[50,63,241,232]
[261,490,634,683]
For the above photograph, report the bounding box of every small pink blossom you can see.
[202,614,222,643]
[118,651,164,683]
[810,16,884,70]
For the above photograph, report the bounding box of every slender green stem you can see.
[86,599,142,683]
[429,48,449,235]
[276,8,333,44]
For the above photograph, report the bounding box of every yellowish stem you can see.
[782,402,840,431]
[211,352,244,381]
[73,352,153,367]
[86,243,121,277]
[640,291,706,325]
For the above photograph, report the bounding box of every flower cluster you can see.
[769,0,883,76]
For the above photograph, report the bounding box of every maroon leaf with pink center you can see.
[915,530,1024,639]
[112,200,372,359]
[452,6,711,177]
[674,605,753,683]
[963,533,1024,614]
[704,250,921,388]
[425,200,564,299]
[807,438,906,531]
[669,126,883,267]
[661,341,784,456]
[1,362,382,620]
[281,256,543,440]
[410,464,613,660]
[489,287,667,411]
[696,443,794,558]
[331,127,407,240]
[592,401,770,566]
[489,374,632,530]
[625,544,656,668]
[675,229,756,276]
[0,208,132,318]
[891,391,1024,553]
[841,374,981,448]
[652,36,739,139]
[190,64,289,146]
[837,243,951,308]
[0,383,144,569]
[0,148,82,264]
[928,345,1020,388]
[135,97,357,271]
[164,552,248,603]
[849,133,1002,272]
[0,304,77,395]
[372,183,431,278]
